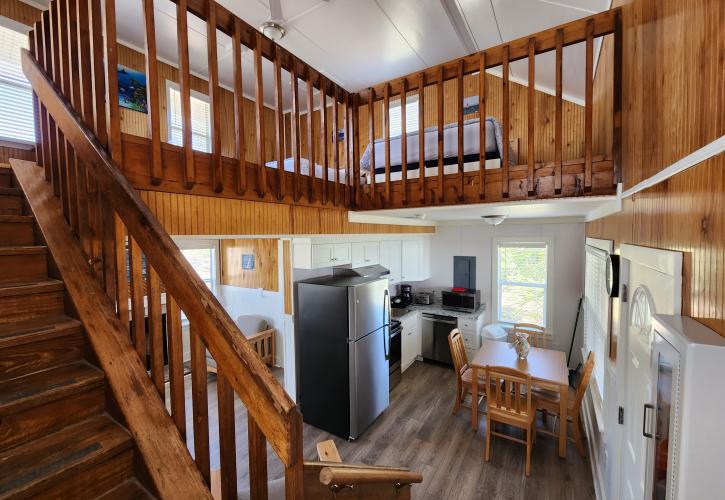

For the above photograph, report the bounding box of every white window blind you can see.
[0,25,35,144]
[584,245,610,400]
[495,241,549,327]
[388,96,419,138]
[166,81,211,153]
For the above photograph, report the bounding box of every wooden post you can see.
[190,327,211,484]
[217,370,238,500]
[177,0,195,189]
[368,88,376,203]
[527,37,535,195]
[612,10,622,185]
[290,57,301,202]
[320,75,328,205]
[555,29,563,194]
[306,71,315,202]
[584,19,593,191]
[102,0,122,164]
[129,237,146,360]
[478,52,486,199]
[142,0,162,185]
[352,94,361,208]
[248,416,269,499]
[147,267,164,397]
[254,32,266,199]
[166,295,186,439]
[273,45,285,201]
[400,78,408,205]
[436,67,444,202]
[418,73,425,203]
[456,60,464,201]
[206,0,223,193]
[383,83,391,205]
[502,45,510,198]
[333,85,340,206]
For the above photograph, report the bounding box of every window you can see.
[494,239,552,328]
[166,81,211,153]
[388,96,419,138]
[176,239,219,291]
[583,242,612,402]
[0,23,35,144]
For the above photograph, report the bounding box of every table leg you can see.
[559,383,568,458]
[471,366,478,432]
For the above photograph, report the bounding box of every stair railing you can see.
[23,1,304,497]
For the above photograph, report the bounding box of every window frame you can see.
[174,238,220,293]
[387,95,419,138]
[492,237,555,333]
[0,19,35,146]
[165,80,212,153]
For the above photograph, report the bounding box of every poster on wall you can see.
[117,65,148,113]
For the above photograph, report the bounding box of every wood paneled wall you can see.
[221,238,279,291]
[0,143,35,164]
[587,0,725,338]
[0,0,41,26]
[138,190,434,236]
[356,71,588,166]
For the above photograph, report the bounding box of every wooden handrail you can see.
[21,48,302,470]
[318,466,424,487]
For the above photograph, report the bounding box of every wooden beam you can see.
[418,73,425,204]
[102,0,121,163]
[148,267,164,397]
[456,59,464,201]
[273,45,285,201]
[368,87,376,202]
[166,295,186,440]
[527,37,535,195]
[333,85,340,206]
[400,78,407,205]
[612,9,622,185]
[142,0,162,185]
[436,67,444,203]
[254,31,266,199]
[554,29,563,194]
[177,0,195,189]
[478,52,486,199]
[290,57,301,202]
[206,0,223,193]
[216,370,237,500]
[248,416,269,500]
[320,75,328,205]
[383,83,391,204]
[306,71,315,203]
[190,326,211,483]
[502,45,510,198]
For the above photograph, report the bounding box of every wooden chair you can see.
[534,351,595,457]
[484,366,537,476]
[448,329,486,415]
[513,322,547,348]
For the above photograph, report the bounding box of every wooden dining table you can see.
[470,340,570,458]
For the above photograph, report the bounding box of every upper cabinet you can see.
[351,241,380,268]
[293,239,351,269]
[379,240,402,284]
[401,240,429,282]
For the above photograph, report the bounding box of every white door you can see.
[312,244,333,267]
[619,245,682,500]
[379,240,402,284]
[331,243,351,265]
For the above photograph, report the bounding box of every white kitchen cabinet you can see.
[351,241,379,267]
[400,312,421,372]
[401,240,429,282]
[458,315,484,361]
[330,243,351,265]
[293,239,351,269]
[379,240,402,284]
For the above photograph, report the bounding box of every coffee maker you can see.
[391,284,413,308]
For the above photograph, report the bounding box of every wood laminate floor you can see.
[172,361,595,499]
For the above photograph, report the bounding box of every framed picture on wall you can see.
[117,65,148,113]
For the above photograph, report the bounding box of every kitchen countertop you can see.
[392,303,486,321]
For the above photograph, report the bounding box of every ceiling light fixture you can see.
[481,215,506,226]
[260,21,286,41]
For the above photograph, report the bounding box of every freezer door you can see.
[349,326,389,439]
[349,278,389,341]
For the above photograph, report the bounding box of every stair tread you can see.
[0,187,20,196]
[0,361,104,416]
[0,215,32,223]
[0,414,132,498]
[0,245,47,256]
[95,479,155,500]
[0,279,64,297]
[0,314,81,349]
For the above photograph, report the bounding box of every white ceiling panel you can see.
[456,0,504,50]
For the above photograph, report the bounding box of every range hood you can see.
[332,264,390,278]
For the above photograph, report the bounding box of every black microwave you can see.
[441,289,481,313]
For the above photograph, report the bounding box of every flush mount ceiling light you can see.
[481,215,506,226]
[260,21,286,41]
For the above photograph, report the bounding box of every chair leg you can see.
[452,380,462,415]
[485,415,491,462]
[572,416,587,458]
[525,423,532,476]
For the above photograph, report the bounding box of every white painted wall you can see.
[418,222,586,364]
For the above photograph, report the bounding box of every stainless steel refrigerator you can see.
[294,268,390,440]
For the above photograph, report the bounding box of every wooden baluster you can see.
[584,19,594,191]
[527,37,535,195]
[102,0,122,164]
[333,85,340,206]
[478,52,486,199]
[273,45,285,201]
[284,413,304,498]
[254,32,266,199]
[142,0,162,185]
[52,0,71,223]
[290,57,301,203]
[44,8,60,198]
[61,0,79,234]
[502,45,510,198]
[113,216,129,326]
[368,88,376,203]
[178,0,195,189]
[320,76,328,205]
[351,94,360,208]
[306,71,315,202]
[232,17,245,195]
[383,83,391,205]
[400,78,408,205]
[101,202,119,304]
[216,370,237,500]
[612,9,623,185]
[418,73,425,204]
[166,295,186,439]
[28,30,41,169]
[344,94,351,206]
[456,60,464,201]
[34,22,51,182]
[147,267,164,398]
[248,417,269,499]
[190,326,211,484]
[129,237,147,360]
[207,0,223,193]
[554,29,563,194]
[436,67,444,202]
[88,0,107,147]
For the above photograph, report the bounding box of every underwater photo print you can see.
[117,65,148,113]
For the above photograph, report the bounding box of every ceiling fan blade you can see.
[269,0,284,22]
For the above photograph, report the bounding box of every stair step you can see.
[0,246,48,284]
[0,215,34,246]
[96,479,155,500]
[0,279,64,324]
[0,414,133,499]
[0,169,11,188]
[0,315,83,382]
[0,187,22,216]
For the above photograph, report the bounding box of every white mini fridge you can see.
[647,315,725,499]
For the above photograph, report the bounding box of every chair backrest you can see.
[572,351,595,418]
[485,366,533,423]
[513,323,546,348]
[448,329,469,378]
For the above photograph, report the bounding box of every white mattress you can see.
[265,157,347,183]
[361,117,498,171]
[371,158,500,184]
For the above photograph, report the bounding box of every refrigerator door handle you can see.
[383,289,390,360]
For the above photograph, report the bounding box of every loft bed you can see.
[264,157,348,184]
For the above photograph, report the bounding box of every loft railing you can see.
[353,8,622,209]
[24,0,304,497]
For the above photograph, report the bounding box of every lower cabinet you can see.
[400,312,421,372]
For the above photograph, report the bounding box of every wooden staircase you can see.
[0,165,153,499]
